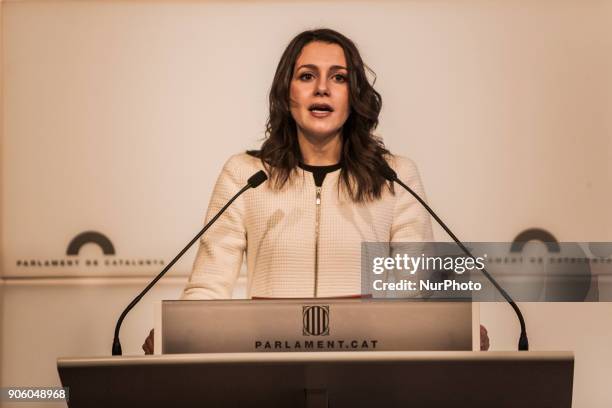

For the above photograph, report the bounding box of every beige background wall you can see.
[1,1,611,407]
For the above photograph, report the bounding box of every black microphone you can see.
[380,164,529,351]
[112,170,268,355]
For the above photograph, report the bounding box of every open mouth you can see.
[308,103,334,114]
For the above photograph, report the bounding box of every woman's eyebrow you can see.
[296,64,348,71]
[296,64,319,71]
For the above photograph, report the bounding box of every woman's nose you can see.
[314,77,330,96]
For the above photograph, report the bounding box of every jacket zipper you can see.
[314,186,322,297]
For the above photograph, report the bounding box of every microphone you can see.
[380,163,529,351]
[112,170,268,355]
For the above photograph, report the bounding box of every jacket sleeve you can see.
[388,156,434,297]
[181,155,247,300]
[389,156,434,243]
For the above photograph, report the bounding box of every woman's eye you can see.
[333,74,347,83]
[299,72,314,81]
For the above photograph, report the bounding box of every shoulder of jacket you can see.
[222,152,264,173]
[387,154,420,180]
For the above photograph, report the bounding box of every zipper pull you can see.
[316,187,321,205]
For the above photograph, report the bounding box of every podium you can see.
[159,298,475,353]
[58,351,574,407]
[57,299,574,407]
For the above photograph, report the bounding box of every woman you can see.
[182,28,432,300]
[143,28,490,353]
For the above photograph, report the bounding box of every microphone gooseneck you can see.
[112,170,268,356]
[380,164,528,351]
[247,170,268,188]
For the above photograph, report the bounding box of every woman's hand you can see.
[480,324,490,351]
[142,329,154,355]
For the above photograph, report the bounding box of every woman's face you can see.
[289,41,350,141]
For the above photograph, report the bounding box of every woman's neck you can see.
[297,129,342,166]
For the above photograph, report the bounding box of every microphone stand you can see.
[382,166,528,351]
[112,170,267,355]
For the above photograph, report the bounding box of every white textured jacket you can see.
[181,153,433,299]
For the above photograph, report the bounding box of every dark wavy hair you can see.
[254,28,394,202]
